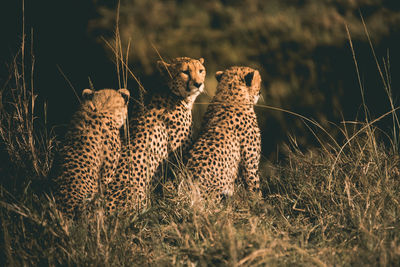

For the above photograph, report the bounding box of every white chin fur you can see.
[183,84,204,109]
[221,188,233,196]
[198,83,205,93]
[254,95,260,104]
[189,83,204,93]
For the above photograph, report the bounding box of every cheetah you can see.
[185,66,262,201]
[105,57,206,214]
[52,88,130,218]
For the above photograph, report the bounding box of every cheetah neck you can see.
[182,89,202,110]
[210,99,255,111]
[77,109,120,130]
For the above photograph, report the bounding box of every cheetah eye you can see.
[182,70,190,75]
[199,69,204,74]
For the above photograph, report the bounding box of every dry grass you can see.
[1,126,399,265]
[0,20,54,194]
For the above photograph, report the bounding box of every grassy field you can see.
[1,16,400,267]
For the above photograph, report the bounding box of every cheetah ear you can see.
[118,89,130,104]
[82,89,95,100]
[215,71,224,82]
[198,58,204,64]
[157,60,171,77]
[244,71,255,87]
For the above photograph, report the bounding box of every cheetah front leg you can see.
[99,135,121,189]
[240,134,261,196]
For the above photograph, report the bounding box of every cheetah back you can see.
[53,88,129,218]
[186,66,262,201]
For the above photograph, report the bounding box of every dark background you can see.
[1,0,399,160]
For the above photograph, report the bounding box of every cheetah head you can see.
[157,57,206,103]
[215,66,261,104]
[82,88,130,128]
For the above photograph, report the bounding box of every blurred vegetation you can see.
[91,0,400,159]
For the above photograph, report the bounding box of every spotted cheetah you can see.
[186,66,262,201]
[105,57,206,213]
[52,88,130,218]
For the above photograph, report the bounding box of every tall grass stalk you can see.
[0,3,54,183]
[359,13,400,153]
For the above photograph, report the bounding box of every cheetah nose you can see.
[193,82,202,88]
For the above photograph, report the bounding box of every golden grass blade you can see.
[151,42,172,79]
[101,37,146,93]
[56,65,80,104]
[328,107,400,189]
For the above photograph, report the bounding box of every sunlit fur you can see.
[105,57,206,214]
[186,66,262,201]
[52,88,130,218]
